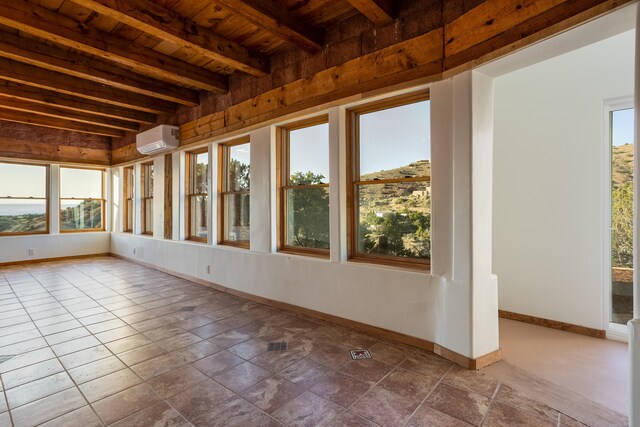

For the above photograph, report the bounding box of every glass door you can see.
[609,103,634,330]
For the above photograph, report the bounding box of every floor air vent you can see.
[349,349,372,360]
[267,342,288,351]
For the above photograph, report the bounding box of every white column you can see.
[250,126,273,253]
[174,151,184,241]
[49,165,60,234]
[207,145,214,245]
[328,107,345,262]
[105,168,112,233]
[153,156,164,239]
[133,162,142,235]
[430,71,499,359]
[629,8,640,427]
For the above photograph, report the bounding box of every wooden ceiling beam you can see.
[0,58,175,115]
[0,136,111,166]
[0,80,156,124]
[344,0,393,25]
[215,0,323,52]
[0,108,125,137]
[0,0,228,92]
[0,98,139,132]
[71,0,269,77]
[0,31,199,107]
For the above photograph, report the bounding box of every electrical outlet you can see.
[28,248,35,256]
[206,265,211,274]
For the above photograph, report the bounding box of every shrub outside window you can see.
[123,166,134,233]
[60,167,104,232]
[347,91,431,269]
[218,137,250,247]
[186,148,208,242]
[277,116,330,256]
[141,162,153,235]
[0,162,49,235]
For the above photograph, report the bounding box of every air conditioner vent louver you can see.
[136,125,179,155]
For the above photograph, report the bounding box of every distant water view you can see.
[0,203,83,216]
[0,203,46,216]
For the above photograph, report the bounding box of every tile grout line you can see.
[478,382,502,427]
[1,267,105,427]
[400,364,456,427]
[0,272,17,427]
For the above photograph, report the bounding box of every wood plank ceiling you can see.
[0,0,393,140]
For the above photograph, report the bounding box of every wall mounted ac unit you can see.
[136,125,179,155]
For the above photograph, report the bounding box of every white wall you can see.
[0,233,110,264]
[111,79,500,360]
[492,30,635,329]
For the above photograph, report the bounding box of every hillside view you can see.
[611,143,633,269]
[357,160,431,258]
[0,200,102,233]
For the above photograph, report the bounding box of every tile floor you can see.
[0,257,592,426]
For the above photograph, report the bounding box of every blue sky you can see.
[287,100,431,179]
[613,108,634,146]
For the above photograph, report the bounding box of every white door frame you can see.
[603,96,634,341]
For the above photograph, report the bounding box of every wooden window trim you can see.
[141,162,153,236]
[123,166,134,233]
[59,166,105,233]
[346,90,431,270]
[0,161,50,237]
[218,137,251,249]
[277,115,330,257]
[186,147,208,243]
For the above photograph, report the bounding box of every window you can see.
[60,167,104,232]
[123,166,134,233]
[277,116,330,256]
[186,147,208,242]
[141,162,154,235]
[219,138,250,247]
[609,103,634,326]
[347,92,431,268]
[0,162,48,235]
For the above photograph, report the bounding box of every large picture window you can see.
[141,162,154,235]
[219,138,250,247]
[123,166,134,233]
[60,167,104,232]
[0,162,49,235]
[347,92,431,268]
[277,117,330,256]
[186,148,208,242]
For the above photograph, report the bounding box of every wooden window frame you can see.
[346,91,431,270]
[123,166,134,233]
[218,137,251,249]
[0,161,50,237]
[141,162,154,236]
[186,147,209,243]
[277,115,330,258]
[59,166,106,233]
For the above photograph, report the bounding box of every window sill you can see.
[278,247,329,259]
[348,256,431,273]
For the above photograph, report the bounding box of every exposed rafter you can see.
[0,108,125,137]
[71,0,269,77]
[214,0,323,52]
[0,58,175,115]
[0,0,229,92]
[0,80,156,124]
[0,98,139,132]
[0,31,199,107]
[344,0,393,25]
